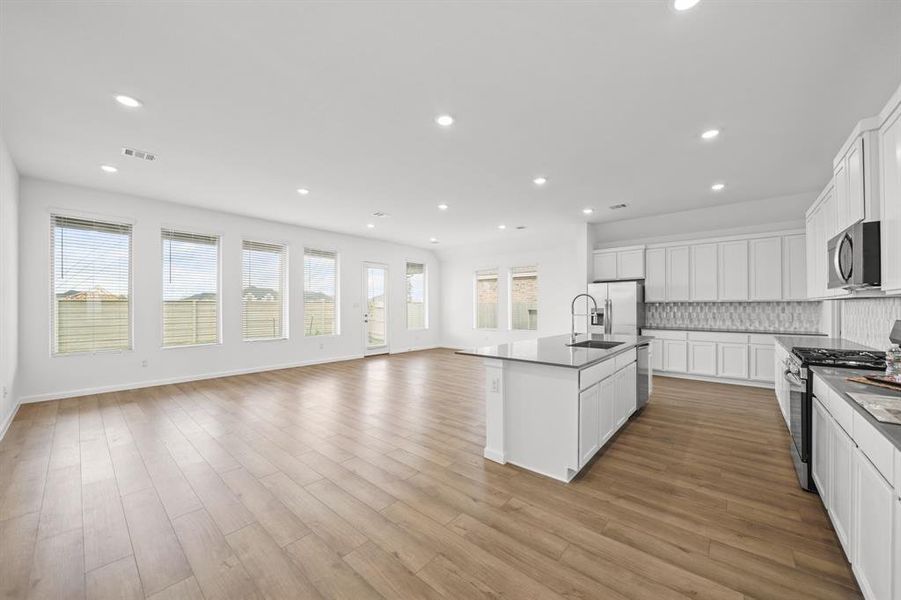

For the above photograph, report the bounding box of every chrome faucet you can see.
[570,293,597,344]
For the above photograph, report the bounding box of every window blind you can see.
[162,229,220,347]
[510,265,538,330]
[242,240,287,340]
[475,268,498,329]
[304,248,338,336]
[51,215,132,354]
[405,262,426,329]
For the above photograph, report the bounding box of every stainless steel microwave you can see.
[827,221,881,290]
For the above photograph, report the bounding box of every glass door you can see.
[363,263,388,355]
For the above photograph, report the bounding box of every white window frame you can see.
[508,265,539,331]
[473,267,500,330]
[241,238,289,343]
[303,247,341,337]
[404,260,428,330]
[48,210,135,357]
[160,226,223,349]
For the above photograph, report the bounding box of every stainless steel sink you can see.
[566,340,624,349]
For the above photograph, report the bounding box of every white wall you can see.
[0,131,19,434]
[591,192,814,249]
[439,225,588,349]
[18,177,441,402]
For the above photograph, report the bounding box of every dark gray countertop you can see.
[810,366,901,451]
[643,326,826,336]
[773,336,876,352]
[456,334,652,370]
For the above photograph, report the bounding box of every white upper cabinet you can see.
[593,252,618,281]
[592,246,645,281]
[782,234,807,301]
[666,246,690,301]
[717,240,749,301]
[645,248,666,302]
[880,91,901,294]
[845,137,866,226]
[748,237,783,300]
[617,249,645,279]
[833,159,849,232]
[690,243,718,301]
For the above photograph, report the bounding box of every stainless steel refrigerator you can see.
[584,281,645,336]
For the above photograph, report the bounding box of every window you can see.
[51,215,132,354]
[510,266,538,330]
[405,262,427,329]
[242,240,287,340]
[475,269,498,329]
[162,229,220,347]
[304,248,338,336]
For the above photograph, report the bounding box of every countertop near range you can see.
[644,326,826,336]
[456,334,652,370]
[773,336,876,352]
[810,366,901,451]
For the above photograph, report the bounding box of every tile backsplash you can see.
[645,302,823,333]
[840,297,901,349]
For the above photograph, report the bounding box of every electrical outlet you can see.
[141,360,148,368]
[490,377,500,393]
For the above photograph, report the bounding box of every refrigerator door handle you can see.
[606,299,612,334]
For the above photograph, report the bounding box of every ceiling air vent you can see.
[371,211,390,218]
[121,147,157,162]
[609,203,628,210]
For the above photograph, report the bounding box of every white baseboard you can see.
[0,402,19,441]
[483,447,506,463]
[389,344,442,354]
[17,353,366,405]
[654,371,775,389]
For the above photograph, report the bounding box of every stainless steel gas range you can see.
[783,347,886,492]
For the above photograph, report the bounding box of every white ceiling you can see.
[2,1,900,249]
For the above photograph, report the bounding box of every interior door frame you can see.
[362,262,390,356]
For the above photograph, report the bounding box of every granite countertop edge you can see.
[809,365,901,452]
[455,334,652,370]
[643,326,826,336]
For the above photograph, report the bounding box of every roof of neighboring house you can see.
[56,286,125,300]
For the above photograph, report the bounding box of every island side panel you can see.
[483,359,506,463]
[502,361,580,482]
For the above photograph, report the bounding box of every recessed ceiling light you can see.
[437,203,448,210]
[435,114,454,127]
[429,237,439,244]
[114,94,143,108]
[673,0,700,11]
[582,208,594,215]
[297,188,310,195]
[711,182,726,192]
[100,165,118,173]
[701,129,720,140]
[533,176,548,186]
[497,224,507,230]
[366,223,375,229]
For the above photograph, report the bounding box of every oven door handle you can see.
[783,370,804,388]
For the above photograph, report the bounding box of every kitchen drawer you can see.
[580,359,615,391]
[813,375,830,406]
[828,388,854,437]
[642,329,687,341]
[688,331,749,344]
[615,348,637,370]
[854,411,895,485]
[748,334,775,345]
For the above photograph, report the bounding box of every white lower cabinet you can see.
[650,338,664,372]
[831,422,855,558]
[663,340,688,373]
[578,384,600,468]
[578,360,637,470]
[853,447,896,600]
[749,344,776,383]
[717,343,749,379]
[688,341,717,376]
[813,397,831,508]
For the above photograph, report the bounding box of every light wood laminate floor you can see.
[0,349,861,599]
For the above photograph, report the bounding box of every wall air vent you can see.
[121,147,157,161]
[609,203,628,210]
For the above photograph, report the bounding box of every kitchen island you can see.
[457,334,652,482]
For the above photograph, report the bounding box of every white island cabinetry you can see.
[458,335,643,482]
